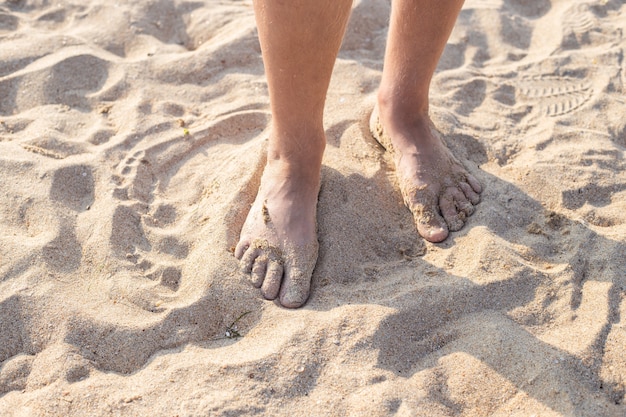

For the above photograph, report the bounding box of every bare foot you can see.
[370,107,482,242]
[235,160,320,308]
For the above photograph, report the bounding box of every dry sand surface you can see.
[1,0,626,415]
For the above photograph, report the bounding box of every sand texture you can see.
[1,0,625,415]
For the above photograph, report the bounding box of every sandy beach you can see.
[1,0,625,415]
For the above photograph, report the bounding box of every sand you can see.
[1,0,625,415]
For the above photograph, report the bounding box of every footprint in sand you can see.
[439,71,594,121]
[515,75,593,117]
[560,1,625,49]
[562,3,595,38]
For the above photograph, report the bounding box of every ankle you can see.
[266,143,324,184]
[377,87,430,129]
[268,126,325,163]
[266,154,322,176]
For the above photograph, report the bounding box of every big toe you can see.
[410,203,449,243]
[416,219,449,243]
[405,194,450,243]
[279,270,311,308]
[278,251,317,308]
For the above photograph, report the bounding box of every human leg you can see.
[374,0,482,242]
[235,0,353,308]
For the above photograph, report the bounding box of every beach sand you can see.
[1,0,625,415]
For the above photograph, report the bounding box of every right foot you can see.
[370,106,482,242]
[235,158,320,308]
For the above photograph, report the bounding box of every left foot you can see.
[370,107,482,242]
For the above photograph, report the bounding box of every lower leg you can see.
[374,0,482,242]
[236,0,352,308]
[379,0,465,120]
[258,0,353,166]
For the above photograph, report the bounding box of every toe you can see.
[440,189,465,232]
[453,188,475,217]
[408,194,449,242]
[459,181,480,205]
[261,261,283,300]
[466,173,482,193]
[279,264,311,309]
[239,247,260,273]
[457,199,475,217]
[234,240,250,260]
[250,257,268,288]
